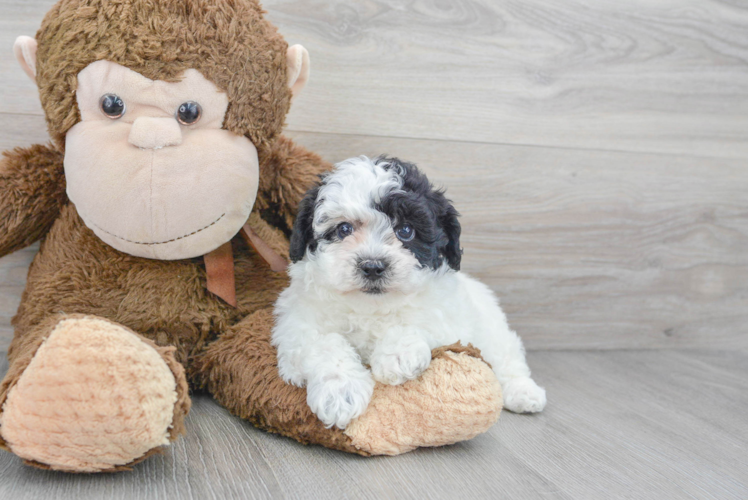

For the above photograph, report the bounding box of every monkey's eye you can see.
[99,94,125,119]
[337,222,354,239]
[396,224,415,242]
[176,101,202,125]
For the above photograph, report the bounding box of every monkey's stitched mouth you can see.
[92,213,226,246]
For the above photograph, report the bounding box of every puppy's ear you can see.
[289,185,320,262]
[440,204,462,270]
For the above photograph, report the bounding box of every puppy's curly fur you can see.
[273,156,547,429]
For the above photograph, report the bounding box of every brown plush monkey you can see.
[0,0,501,472]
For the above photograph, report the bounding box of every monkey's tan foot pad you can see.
[344,344,502,455]
[0,317,179,472]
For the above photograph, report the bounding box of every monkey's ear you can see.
[14,36,37,83]
[286,44,310,98]
[289,185,320,262]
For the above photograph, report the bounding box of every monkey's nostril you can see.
[359,260,387,279]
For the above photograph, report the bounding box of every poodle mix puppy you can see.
[272,156,546,429]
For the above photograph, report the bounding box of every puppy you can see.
[272,156,546,429]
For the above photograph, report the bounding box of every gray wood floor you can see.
[1,0,747,498]
[1,350,746,500]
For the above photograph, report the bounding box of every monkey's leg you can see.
[195,309,503,456]
[0,314,191,472]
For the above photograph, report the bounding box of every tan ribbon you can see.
[204,223,289,307]
[204,241,237,307]
[240,224,289,273]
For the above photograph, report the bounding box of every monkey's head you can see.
[14,0,310,259]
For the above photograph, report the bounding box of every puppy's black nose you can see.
[359,260,388,279]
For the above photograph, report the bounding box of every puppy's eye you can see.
[396,224,415,242]
[337,222,354,239]
[176,101,202,125]
[100,94,125,119]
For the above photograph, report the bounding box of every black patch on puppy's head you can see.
[289,184,321,262]
[376,156,462,270]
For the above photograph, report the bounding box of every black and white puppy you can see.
[272,156,546,429]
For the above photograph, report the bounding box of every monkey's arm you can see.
[256,135,332,231]
[0,144,67,258]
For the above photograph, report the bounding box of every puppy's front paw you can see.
[370,337,432,385]
[502,377,547,413]
[306,372,375,429]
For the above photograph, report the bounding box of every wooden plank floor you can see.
[0,349,746,500]
[1,0,747,498]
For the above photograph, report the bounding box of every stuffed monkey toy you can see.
[0,0,501,472]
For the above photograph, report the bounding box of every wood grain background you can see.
[1,0,746,349]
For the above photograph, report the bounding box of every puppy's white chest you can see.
[334,314,393,361]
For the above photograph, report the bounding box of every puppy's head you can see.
[289,156,461,295]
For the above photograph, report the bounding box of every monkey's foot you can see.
[343,343,502,455]
[0,316,188,472]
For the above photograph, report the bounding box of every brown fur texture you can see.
[0,0,501,470]
[432,342,489,367]
[36,0,291,152]
[10,196,294,367]
[0,145,66,257]
[256,135,330,233]
[192,309,366,455]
